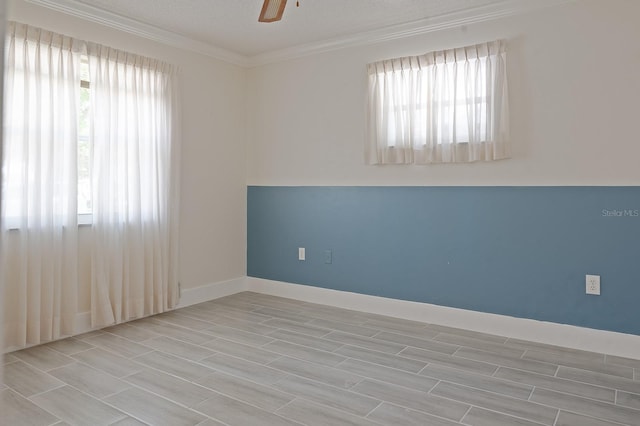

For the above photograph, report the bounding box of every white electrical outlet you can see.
[586,274,600,295]
[298,247,305,261]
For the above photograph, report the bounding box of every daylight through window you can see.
[366,39,510,165]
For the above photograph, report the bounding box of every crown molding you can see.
[24,0,251,67]
[247,0,575,66]
[25,0,574,68]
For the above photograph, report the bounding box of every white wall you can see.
[247,0,640,186]
[7,0,248,312]
[4,0,639,337]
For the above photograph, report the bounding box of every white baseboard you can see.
[76,277,247,334]
[75,277,246,335]
[246,277,640,359]
[7,276,639,359]
[177,277,247,309]
[4,277,247,353]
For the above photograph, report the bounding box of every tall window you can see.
[366,39,510,164]
[2,22,181,347]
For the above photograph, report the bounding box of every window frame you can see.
[366,39,510,165]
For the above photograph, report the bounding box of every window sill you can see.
[3,214,93,231]
[78,213,93,226]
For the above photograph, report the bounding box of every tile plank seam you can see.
[4,292,640,426]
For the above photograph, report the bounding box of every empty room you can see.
[1,0,639,425]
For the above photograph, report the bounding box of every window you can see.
[2,24,82,229]
[2,23,178,231]
[3,22,181,339]
[366,39,510,164]
[78,58,92,218]
[3,54,93,226]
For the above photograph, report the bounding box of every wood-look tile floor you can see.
[2,291,640,426]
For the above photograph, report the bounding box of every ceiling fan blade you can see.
[259,0,287,23]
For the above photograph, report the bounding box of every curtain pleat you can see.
[2,22,81,348]
[88,44,180,328]
[2,21,180,346]
[366,39,510,165]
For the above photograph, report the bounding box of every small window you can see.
[366,39,510,165]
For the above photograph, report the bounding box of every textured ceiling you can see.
[68,0,509,56]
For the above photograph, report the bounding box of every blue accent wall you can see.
[247,186,640,335]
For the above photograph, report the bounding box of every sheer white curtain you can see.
[366,39,510,164]
[88,44,180,327]
[2,22,80,347]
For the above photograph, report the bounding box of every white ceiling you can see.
[27,0,569,65]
